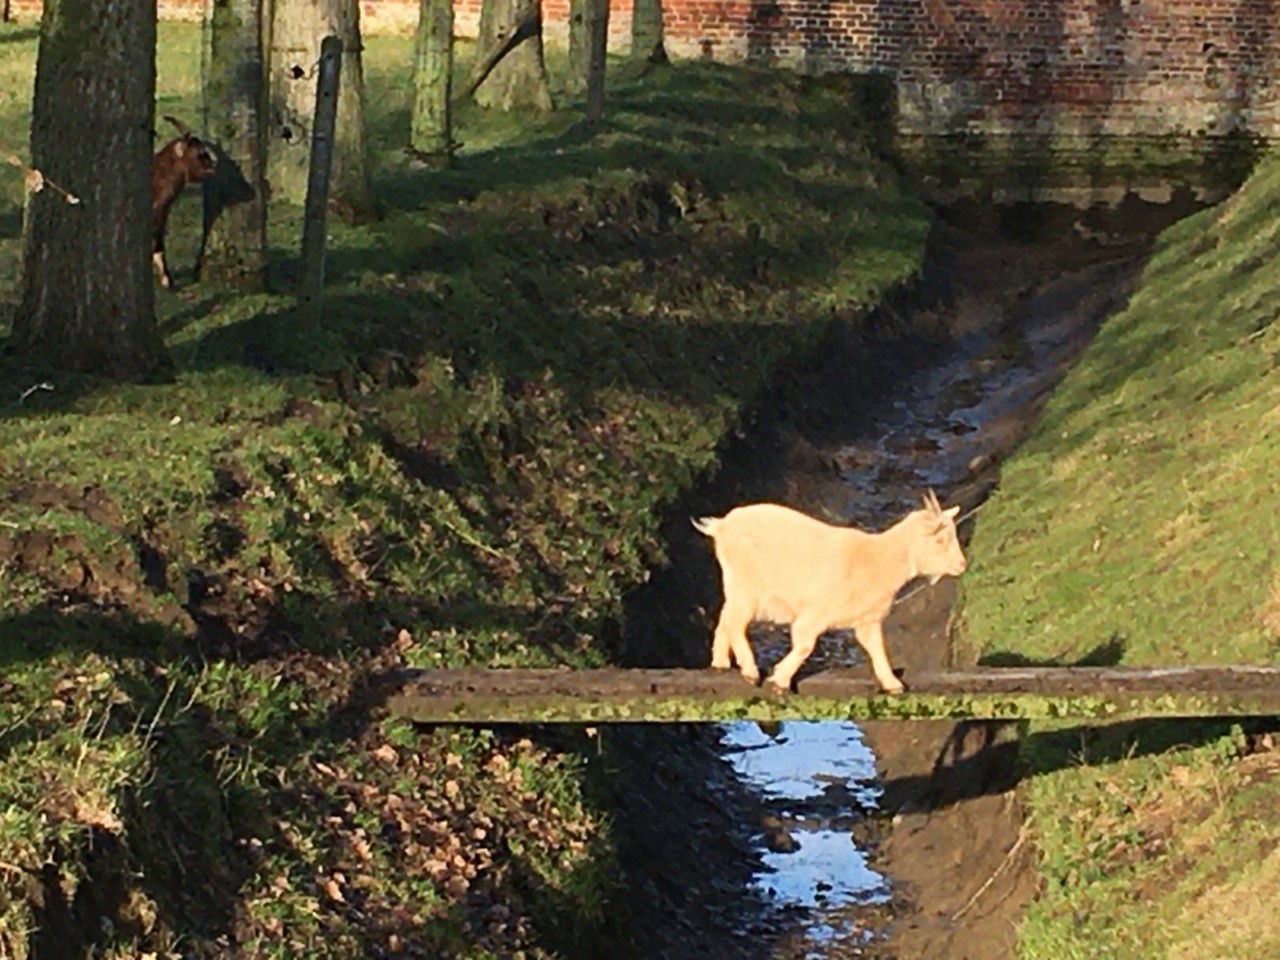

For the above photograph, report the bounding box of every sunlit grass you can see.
[957,152,1280,958]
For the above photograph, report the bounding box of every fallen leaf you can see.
[322,876,345,903]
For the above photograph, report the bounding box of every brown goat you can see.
[151,115,216,290]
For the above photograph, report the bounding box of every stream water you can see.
[720,721,886,955]
[709,197,1204,958]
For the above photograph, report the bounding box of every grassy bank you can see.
[0,21,929,959]
[958,152,1280,958]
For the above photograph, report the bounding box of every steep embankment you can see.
[0,23,931,959]
[958,157,1280,958]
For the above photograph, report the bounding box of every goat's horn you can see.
[163,115,193,138]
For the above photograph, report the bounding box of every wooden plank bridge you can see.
[386,665,1280,724]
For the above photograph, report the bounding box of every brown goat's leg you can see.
[766,613,823,693]
[855,621,905,694]
[153,250,173,289]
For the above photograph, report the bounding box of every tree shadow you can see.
[0,27,38,45]
[0,206,19,240]
[171,175,923,409]
[747,1,784,67]
[979,635,1127,668]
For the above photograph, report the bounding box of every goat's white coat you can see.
[693,495,967,694]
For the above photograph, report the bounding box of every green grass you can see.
[1014,723,1280,960]
[0,20,929,958]
[958,162,1280,668]
[957,151,1280,958]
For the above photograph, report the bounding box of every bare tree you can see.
[267,0,376,222]
[583,0,609,123]
[15,0,165,379]
[474,0,553,111]
[200,0,269,290]
[410,0,453,163]
[631,0,668,64]
[567,0,588,95]
[570,0,609,118]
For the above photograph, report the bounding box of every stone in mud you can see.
[761,814,800,854]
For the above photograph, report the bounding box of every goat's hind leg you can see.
[710,597,759,685]
[709,610,733,671]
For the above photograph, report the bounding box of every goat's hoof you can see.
[740,669,762,687]
[880,681,907,696]
[710,656,732,671]
[764,677,792,695]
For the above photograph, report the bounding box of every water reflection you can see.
[720,722,888,951]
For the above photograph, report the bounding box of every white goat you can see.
[692,492,967,694]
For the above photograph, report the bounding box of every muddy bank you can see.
[613,194,1200,959]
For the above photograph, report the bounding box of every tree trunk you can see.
[584,0,608,123]
[200,0,269,290]
[475,0,553,112]
[566,0,587,95]
[410,0,453,162]
[267,0,375,223]
[15,0,165,379]
[630,0,667,64]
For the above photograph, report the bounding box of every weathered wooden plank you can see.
[385,665,1280,723]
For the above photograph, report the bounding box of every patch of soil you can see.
[0,481,192,630]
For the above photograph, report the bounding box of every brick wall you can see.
[646,0,1280,141]
[7,0,1279,142]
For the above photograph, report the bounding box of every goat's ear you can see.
[944,505,960,520]
[173,140,187,158]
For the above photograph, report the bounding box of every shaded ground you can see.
[615,195,1203,960]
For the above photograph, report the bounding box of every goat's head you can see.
[162,115,216,185]
[910,489,967,582]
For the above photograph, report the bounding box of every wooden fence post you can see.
[298,35,343,330]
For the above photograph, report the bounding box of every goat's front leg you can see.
[766,613,824,693]
[855,620,905,695]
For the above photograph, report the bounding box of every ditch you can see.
[614,188,1207,960]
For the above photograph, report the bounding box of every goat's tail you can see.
[690,515,721,538]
